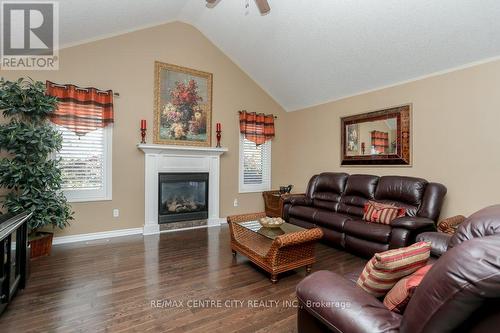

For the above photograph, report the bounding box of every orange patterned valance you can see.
[46,81,114,136]
[239,110,275,145]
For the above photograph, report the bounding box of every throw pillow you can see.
[357,241,431,297]
[383,265,433,313]
[363,201,406,224]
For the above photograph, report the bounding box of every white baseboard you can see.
[53,218,228,244]
[52,228,144,245]
[143,224,160,235]
[208,217,227,227]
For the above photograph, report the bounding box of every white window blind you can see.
[239,135,271,193]
[56,125,112,202]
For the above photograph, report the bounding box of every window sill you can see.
[66,197,112,203]
[238,188,271,194]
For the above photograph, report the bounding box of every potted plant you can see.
[0,78,73,258]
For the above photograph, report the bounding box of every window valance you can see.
[238,110,275,145]
[46,81,114,136]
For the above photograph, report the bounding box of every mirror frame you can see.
[341,104,411,166]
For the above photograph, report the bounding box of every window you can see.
[56,125,112,202]
[239,135,271,193]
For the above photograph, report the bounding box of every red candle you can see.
[216,123,221,131]
[141,119,147,130]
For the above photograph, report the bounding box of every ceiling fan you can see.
[206,0,271,15]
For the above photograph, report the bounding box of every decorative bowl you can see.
[259,217,285,228]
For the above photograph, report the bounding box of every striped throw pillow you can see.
[363,201,406,224]
[357,242,431,297]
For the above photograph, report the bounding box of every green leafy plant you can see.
[0,78,73,233]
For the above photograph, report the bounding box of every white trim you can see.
[138,144,227,235]
[52,218,227,244]
[52,227,143,245]
[208,217,226,226]
[239,135,272,193]
[288,54,500,112]
[137,143,227,155]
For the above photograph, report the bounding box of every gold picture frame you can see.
[154,61,213,146]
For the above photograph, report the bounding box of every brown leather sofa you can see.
[283,172,447,258]
[296,204,500,333]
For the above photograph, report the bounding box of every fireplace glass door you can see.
[158,173,209,223]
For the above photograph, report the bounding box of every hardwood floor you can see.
[0,225,365,333]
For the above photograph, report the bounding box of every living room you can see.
[0,0,498,332]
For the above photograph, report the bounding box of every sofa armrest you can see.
[390,216,436,230]
[281,193,311,206]
[296,271,402,333]
[416,232,451,257]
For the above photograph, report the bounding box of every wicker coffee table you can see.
[227,212,323,283]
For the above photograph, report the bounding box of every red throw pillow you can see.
[357,242,431,297]
[383,265,433,313]
[363,201,406,224]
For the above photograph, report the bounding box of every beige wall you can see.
[276,59,500,218]
[0,22,287,236]
[2,21,499,236]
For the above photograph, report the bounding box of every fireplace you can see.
[158,172,209,224]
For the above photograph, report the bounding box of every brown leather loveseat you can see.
[295,204,500,333]
[283,173,447,258]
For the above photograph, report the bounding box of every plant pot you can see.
[29,232,53,259]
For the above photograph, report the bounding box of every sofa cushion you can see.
[344,219,392,243]
[374,176,427,213]
[337,195,366,217]
[312,172,349,195]
[289,205,318,221]
[357,242,431,297]
[383,265,433,313]
[314,210,352,230]
[345,174,379,198]
[337,174,379,217]
[312,196,340,211]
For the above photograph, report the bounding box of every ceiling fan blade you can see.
[255,0,270,14]
[206,0,220,8]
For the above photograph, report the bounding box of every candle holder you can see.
[140,128,147,144]
[216,129,221,148]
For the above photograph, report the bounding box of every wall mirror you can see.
[341,104,411,165]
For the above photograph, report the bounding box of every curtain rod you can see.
[238,111,278,119]
[49,83,120,97]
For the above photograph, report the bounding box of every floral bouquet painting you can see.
[154,62,212,146]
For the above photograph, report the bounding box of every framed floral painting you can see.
[154,61,213,146]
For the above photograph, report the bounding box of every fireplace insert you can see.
[158,173,209,224]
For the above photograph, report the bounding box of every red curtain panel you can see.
[46,81,114,136]
[239,110,275,145]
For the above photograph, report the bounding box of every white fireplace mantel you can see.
[138,144,228,235]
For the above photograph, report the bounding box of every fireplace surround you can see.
[138,144,227,235]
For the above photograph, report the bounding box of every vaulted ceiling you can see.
[60,0,500,111]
